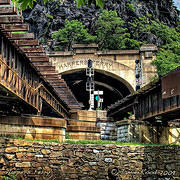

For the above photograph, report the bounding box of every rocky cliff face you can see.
[23,0,179,50]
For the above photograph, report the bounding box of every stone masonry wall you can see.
[0,138,179,180]
[96,121,117,141]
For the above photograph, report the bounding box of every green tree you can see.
[128,15,152,43]
[96,10,141,50]
[150,20,179,45]
[129,16,180,47]
[152,41,180,76]
[52,19,96,50]
[150,21,180,76]
[13,0,104,10]
[128,16,180,76]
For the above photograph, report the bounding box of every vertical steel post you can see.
[89,68,92,110]
[86,59,94,111]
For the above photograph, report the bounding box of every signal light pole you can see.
[135,59,142,91]
[86,59,94,110]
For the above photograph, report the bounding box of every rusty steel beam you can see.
[26,52,46,57]
[0,6,17,15]
[21,47,43,53]
[36,66,56,71]
[42,74,61,80]
[10,32,34,40]
[0,0,10,4]
[47,80,65,84]
[0,15,23,23]
[0,1,82,111]
[30,57,49,63]
[32,62,52,66]
[47,74,61,81]
[162,69,180,99]
[16,39,39,46]
[41,71,59,76]
[3,24,29,32]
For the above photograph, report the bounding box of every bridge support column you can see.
[116,120,148,143]
[116,119,180,145]
[0,116,67,142]
[67,110,100,140]
[157,120,180,145]
[96,110,117,141]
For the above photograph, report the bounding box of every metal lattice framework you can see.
[0,0,82,117]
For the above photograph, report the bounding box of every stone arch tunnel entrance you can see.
[62,69,134,110]
[49,43,157,109]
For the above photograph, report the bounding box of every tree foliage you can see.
[149,20,180,76]
[96,10,141,50]
[128,15,180,76]
[152,41,180,76]
[13,0,104,10]
[52,19,96,50]
[52,10,141,51]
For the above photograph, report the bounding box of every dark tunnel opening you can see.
[62,69,133,110]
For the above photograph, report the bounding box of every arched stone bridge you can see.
[49,44,157,109]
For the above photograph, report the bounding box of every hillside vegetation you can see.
[22,0,180,76]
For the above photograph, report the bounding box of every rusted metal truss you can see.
[0,0,82,117]
[108,75,180,121]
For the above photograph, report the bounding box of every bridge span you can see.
[0,0,82,118]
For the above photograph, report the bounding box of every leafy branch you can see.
[12,0,104,10]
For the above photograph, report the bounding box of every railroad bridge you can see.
[0,0,179,144]
[0,0,85,140]
[0,0,82,117]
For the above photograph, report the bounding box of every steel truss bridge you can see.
[0,0,82,118]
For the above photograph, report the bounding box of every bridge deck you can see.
[108,74,180,121]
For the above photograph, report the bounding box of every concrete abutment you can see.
[0,111,179,145]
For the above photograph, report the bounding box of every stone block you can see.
[41,149,51,155]
[120,129,128,133]
[106,127,116,131]
[104,158,112,163]
[89,162,97,166]
[93,149,99,154]
[0,157,5,164]
[15,162,31,168]
[35,154,43,158]
[5,147,18,153]
[75,151,83,157]
[16,153,24,159]
[106,123,116,127]
[4,154,15,160]
[50,151,63,157]
[80,177,95,180]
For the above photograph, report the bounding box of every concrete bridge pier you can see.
[66,110,118,141]
[0,116,67,141]
[116,118,180,145]
[96,110,117,141]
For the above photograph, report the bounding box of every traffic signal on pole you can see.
[88,59,93,68]
[135,59,139,64]
[87,77,94,82]
[86,82,95,91]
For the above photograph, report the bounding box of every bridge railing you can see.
[0,56,39,110]
[38,85,69,117]
[0,57,68,116]
[0,56,69,117]
[0,23,70,117]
